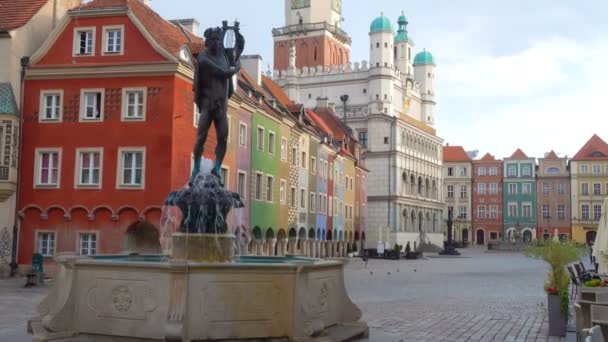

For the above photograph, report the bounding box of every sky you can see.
[152,0,608,160]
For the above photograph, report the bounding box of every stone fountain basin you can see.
[28,254,367,342]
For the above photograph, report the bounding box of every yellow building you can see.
[343,153,356,246]
[570,134,608,243]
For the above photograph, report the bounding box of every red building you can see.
[17,0,208,273]
[472,153,503,244]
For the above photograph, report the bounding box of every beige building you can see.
[443,146,473,244]
[0,0,79,276]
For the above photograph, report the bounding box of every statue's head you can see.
[204,27,222,53]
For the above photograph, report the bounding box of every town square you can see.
[0,0,607,341]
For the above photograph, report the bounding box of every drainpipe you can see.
[10,56,29,277]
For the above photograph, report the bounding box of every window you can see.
[80,233,97,255]
[460,185,467,198]
[329,195,333,215]
[490,205,498,219]
[557,205,565,220]
[458,206,466,219]
[594,183,601,195]
[507,165,517,177]
[582,183,589,195]
[311,157,317,174]
[301,151,307,168]
[542,204,549,218]
[221,167,229,189]
[490,232,498,240]
[359,131,368,149]
[76,149,101,187]
[280,179,286,203]
[508,183,517,195]
[291,148,297,166]
[582,204,590,220]
[37,232,55,257]
[103,26,123,54]
[266,175,273,201]
[593,164,601,174]
[122,88,146,120]
[478,167,486,176]
[300,188,306,209]
[557,183,565,195]
[239,123,247,147]
[118,148,144,187]
[542,183,549,195]
[489,183,498,195]
[256,127,264,150]
[459,167,467,176]
[74,27,95,55]
[478,183,486,195]
[580,164,588,174]
[80,89,104,121]
[522,183,531,195]
[522,203,531,217]
[35,149,61,187]
[508,203,517,217]
[40,90,63,121]
[255,173,262,200]
[522,166,531,177]
[280,138,287,161]
[594,205,602,220]
[489,167,498,176]
[237,171,246,199]
[447,167,453,176]
[477,205,486,219]
[290,187,296,207]
[310,192,315,212]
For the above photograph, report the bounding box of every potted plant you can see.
[525,240,582,336]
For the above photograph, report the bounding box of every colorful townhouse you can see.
[355,162,368,252]
[0,0,80,276]
[443,146,472,244]
[570,134,608,243]
[536,151,571,240]
[503,149,537,242]
[17,0,204,273]
[472,153,503,245]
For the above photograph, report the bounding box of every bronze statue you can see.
[191,21,245,186]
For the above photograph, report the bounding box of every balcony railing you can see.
[272,22,352,44]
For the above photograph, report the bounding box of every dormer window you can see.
[102,25,124,55]
[73,27,96,56]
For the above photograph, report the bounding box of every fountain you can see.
[27,21,367,342]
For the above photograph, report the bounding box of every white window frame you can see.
[447,185,454,198]
[557,205,565,220]
[36,231,56,257]
[489,167,498,176]
[256,126,265,151]
[508,202,517,217]
[239,122,247,147]
[121,87,146,121]
[80,88,105,122]
[39,90,63,122]
[593,164,601,174]
[478,183,486,195]
[268,131,276,155]
[582,204,590,220]
[478,167,486,176]
[508,183,517,195]
[310,192,316,213]
[311,156,317,175]
[280,137,287,161]
[594,205,602,221]
[522,183,531,195]
[73,27,96,56]
[507,165,517,177]
[489,182,497,194]
[237,170,247,200]
[34,148,62,188]
[490,205,498,219]
[255,172,263,201]
[522,202,532,217]
[557,183,565,195]
[290,186,297,208]
[74,148,103,189]
[78,232,98,256]
[279,179,286,204]
[300,188,306,209]
[580,164,588,174]
[116,147,145,189]
[266,175,274,202]
[102,25,124,55]
[593,183,601,195]
[301,151,307,169]
[221,167,229,190]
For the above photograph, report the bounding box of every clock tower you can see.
[272,0,351,71]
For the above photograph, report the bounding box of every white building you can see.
[271,1,445,249]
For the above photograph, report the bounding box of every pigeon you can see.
[413,269,417,272]
[387,272,391,275]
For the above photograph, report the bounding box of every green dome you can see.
[398,13,408,24]
[414,50,435,65]
[370,14,393,33]
[395,11,409,43]
[394,31,408,43]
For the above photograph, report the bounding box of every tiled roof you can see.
[479,153,496,161]
[262,75,292,107]
[509,148,528,159]
[545,150,559,159]
[312,106,354,141]
[0,0,47,31]
[443,146,471,162]
[306,109,333,137]
[287,103,303,114]
[572,134,608,161]
[0,83,19,115]
[70,0,194,57]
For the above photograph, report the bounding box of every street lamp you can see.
[439,208,460,255]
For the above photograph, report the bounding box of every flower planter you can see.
[547,294,566,336]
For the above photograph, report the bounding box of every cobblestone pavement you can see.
[0,248,568,342]
[344,247,567,342]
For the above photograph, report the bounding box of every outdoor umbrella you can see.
[592,198,608,274]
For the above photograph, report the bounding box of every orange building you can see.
[17,0,208,273]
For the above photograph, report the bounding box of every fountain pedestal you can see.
[171,232,235,262]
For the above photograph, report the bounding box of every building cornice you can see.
[25,63,187,79]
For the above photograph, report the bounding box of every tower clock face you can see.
[332,0,342,14]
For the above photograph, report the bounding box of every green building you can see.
[503,149,537,242]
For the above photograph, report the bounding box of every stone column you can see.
[269,238,277,256]
[288,239,296,255]
[279,238,288,256]
[256,240,263,256]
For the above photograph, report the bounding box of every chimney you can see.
[171,18,200,35]
[241,55,263,86]
[316,97,329,108]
